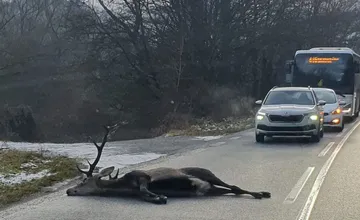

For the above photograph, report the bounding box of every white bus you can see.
[285,47,360,120]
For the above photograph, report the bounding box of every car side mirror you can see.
[318,100,326,106]
[255,100,262,105]
[339,100,346,106]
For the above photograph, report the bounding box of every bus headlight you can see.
[342,108,351,113]
[310,115,318,121]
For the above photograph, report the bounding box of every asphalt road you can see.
[1,119,360,220]
[309,120,360,220]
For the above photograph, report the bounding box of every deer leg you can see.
[205,185,263,198]
[138,179,168,204]
[181,168,271,199]
[205,185,234,196]
[208,178,271,199]
[226,186,271,199]
[184,168,248,195]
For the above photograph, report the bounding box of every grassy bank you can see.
[0,149,78,207]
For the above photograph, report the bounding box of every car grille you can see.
[257,124,316,131]
[268,114,304,123]
[324,113,329,116]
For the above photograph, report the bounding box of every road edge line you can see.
[296,120,360,220]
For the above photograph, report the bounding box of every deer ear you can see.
[99,166,115,177]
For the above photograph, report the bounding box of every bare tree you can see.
[1,0,360,141]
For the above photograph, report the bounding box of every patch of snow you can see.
[0,170,53,185]
[80,153,166,169]
[192,136,224,141]
[2,141,165,169]
[164,133,174,137]
[20,162,38,169]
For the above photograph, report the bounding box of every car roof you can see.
[271,87,313,92]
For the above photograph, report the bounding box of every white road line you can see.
[317,142,335,157]
[230,137,240,140]
[284,167,315,204]
[336,128,348,137]
[296,120,360,220]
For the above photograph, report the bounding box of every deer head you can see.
[66,124,132,196]
[66,166,118,196]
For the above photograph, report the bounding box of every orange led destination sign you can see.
[308,57,340,64]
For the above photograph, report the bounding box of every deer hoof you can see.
[159,195,167,200]
[261,191,271,198]
[159,195,167,204]
[253,193,263,199]
[153,195,167,204]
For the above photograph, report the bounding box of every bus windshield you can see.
[293,53,354,94]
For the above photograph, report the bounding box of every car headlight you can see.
[256,115,264,120]
[256,112,265,120]
[309,115,318,121]
[331,107,342,115]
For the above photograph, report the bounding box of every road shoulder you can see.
[309,125,360,220]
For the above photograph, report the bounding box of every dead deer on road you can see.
[66,125,271,204]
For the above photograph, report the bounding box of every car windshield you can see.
[263,90,315,105]
[314,89,337,104]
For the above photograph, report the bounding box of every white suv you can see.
[254,86,325,143]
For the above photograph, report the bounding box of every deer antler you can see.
[77,125,117,177]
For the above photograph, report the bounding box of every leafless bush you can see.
[152,112,193,135]
[1,104,39,142]
[198,86,256,121]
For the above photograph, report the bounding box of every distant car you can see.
[312,88,346,132]
[254,86,325,143]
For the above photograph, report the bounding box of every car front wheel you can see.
[255,133,265,143]
[319,126,324,138]
[335,122,344,132]
[310,127,321,143]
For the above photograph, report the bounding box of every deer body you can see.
[66,125,271,204]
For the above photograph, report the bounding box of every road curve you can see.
[0,119,359,220]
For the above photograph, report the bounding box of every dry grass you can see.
[162,93,257,137]
[0,149,78,207]
[166,116,255,137]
